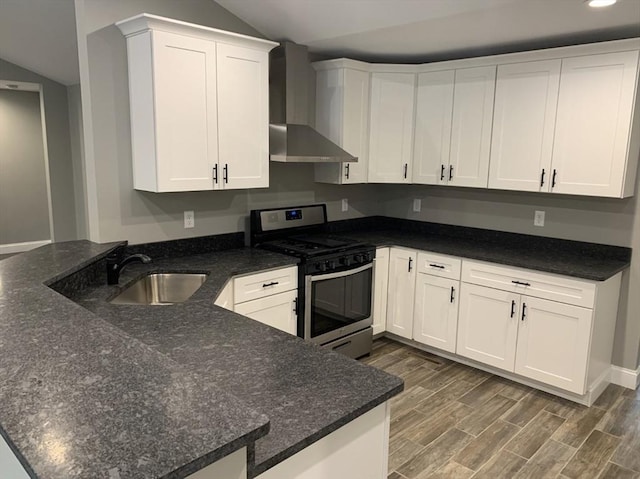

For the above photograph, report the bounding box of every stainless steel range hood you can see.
[269,42,357,163]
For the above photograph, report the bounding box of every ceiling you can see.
[0,0,638,86]
[216,0,640,62]
[0,0,78,86]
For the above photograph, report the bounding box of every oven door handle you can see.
[307,262,373,282]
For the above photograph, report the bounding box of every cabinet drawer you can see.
[461,260,595,308]
[234,266,298,304]
[417,252,461,280]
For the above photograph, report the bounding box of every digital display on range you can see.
[285,209,303,221]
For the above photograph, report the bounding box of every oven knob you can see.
[354,254,364,263]
[317,263,326,272]
[339,257,351,267]
[365,253,373,262]
[326,260,335,270]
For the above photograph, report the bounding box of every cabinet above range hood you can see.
[269,42,357,163]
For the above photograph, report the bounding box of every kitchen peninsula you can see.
[0,240,403,479]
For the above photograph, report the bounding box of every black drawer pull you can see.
[521,302,527,321]
[512,280,531,287]
[440,164,445,181]
[262,281,279,287]
[510,300,516,318]
[450,286,455,303]
[429,264,445,269]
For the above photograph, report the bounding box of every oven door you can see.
[304,262,373,345]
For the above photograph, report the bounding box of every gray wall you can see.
[379,170,640,371]
[76,0,374,245]
[0,89,51,244]
[0,58,78,242]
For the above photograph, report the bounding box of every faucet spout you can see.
[106,252,152,285]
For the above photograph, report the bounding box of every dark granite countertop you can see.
[328,218,631,281]
[0,241,404,479]
[72,248,403,477]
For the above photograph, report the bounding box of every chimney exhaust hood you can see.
[269,42,357,163]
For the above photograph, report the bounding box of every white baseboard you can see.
[0,239,51,255]
[610,365,640,390]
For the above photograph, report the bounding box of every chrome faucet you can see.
[106,250,152,285]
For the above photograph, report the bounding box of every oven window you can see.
[310,268,372,338]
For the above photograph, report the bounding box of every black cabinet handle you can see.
[345,163,350,179]
[262,281,279,287]
[213,164,218,183]
[293,297,298,314]
[512,280,531,286]
[223,164,228,184]
[510,300,516,318]
[429,263,445,269]
[450,286,455,303]
[552,169,557,188]
[403,163,408,179]
[440,164,445,181]
[408,257,413,272]
[449,165,454,181]
[540,168,545,187]
[521,302,527,321]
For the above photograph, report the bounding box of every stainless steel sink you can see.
[109,273,208,305]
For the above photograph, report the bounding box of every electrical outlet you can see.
[184,210,195,229]
[534,210,545,227]
[341,198,348,212]
[413,198,421,213]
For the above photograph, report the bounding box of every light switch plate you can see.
[341,198,348,212]
[413,198,421,213]
[534,210,545,227]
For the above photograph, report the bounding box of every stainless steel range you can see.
[250,204,374,358]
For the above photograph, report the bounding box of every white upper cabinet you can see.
[216,43,270,190]
[551,50,640,198]
[448,66,496,188]
[117,14,276,193]
[489,60,561,192]
[368,73,416,183]
[412,70,455,185]
[314,62,370,184]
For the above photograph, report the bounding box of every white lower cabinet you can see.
[413,274,459,353]
[372,247,390,335]
[457,283,519,371]
[234,290,297,335]
[514,296,592,393]
[385,248,417,339]
[214,266,298,336]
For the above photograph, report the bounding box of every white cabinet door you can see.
[152,31,218,192]
[217,43,269,190]
[489,60,561,192]
[412,70,454,185]
[515,296,592,394]
[448,66,496,188]
[368,73,415,183]
[413,274,459,353]
[314,67,371,184]
[386,248,417,339]
[551,51,639,197]
[457,282,519,371]
[234,290,297,335]
[372,247,390,335]
[214,280,234,310]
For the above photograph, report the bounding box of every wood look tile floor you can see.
[360,338,640,479]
